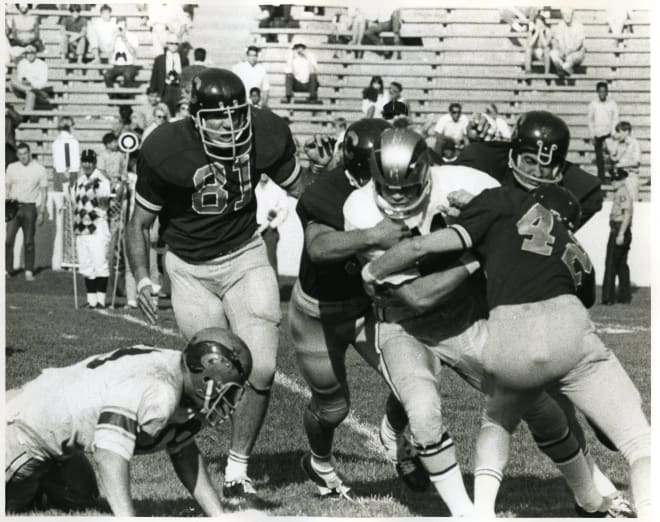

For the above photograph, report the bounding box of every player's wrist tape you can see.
[137,277,153,294]
[459,252,480,274]
[361,263,377,284]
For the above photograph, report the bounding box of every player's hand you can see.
[304,134,336,169]
[369,218,412,249]
[466,112,495,142]
[137,284,158,325]
[447,189,475,209]
[615,235,624,246]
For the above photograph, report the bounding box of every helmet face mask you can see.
[509,149,563,190]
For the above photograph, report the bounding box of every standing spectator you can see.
[103,17,140,92]
[88,4,118,64]
[147,0,189,55]
[134,86,171,129]
[232,46,270,107]
[425,102,470,152]
[191,47,211,66]
[329,9,351,58]
[98,132,127,188]
[587,81,619,181]
[362,6,402,59]
[51,116,81,190]
[361,75,385,118]
[484,104,512,141]
[180,50,207,98]
[524,12,550,73]
[602,168,633,305]
[141,106,169,142]
[5,104,23,167]
[72,149,112,308]
[607,121,641,201]
[60,4,89,63]
[282,42,319,104]
[249,87,262,108]
[10,45,50,111]
[149,34,189,115]
[170,96,191,121]
[5,142,48,280]
[7,3,44,54]
[348,7,367,58]
[549,8,585,76]
[255,174,289,275]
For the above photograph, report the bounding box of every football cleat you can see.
[222,477,269,510]
[300,453,354,501]
[575,494,635,518]
[379,418,430,492]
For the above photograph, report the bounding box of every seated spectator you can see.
[51,116,80,190]
[499,6,538,33]
[150,33,188,115]
[361,75,385,118]
[249,87,262,108]
[103,17,140,95]
[142,106,169,142]
[170,96,190,121]
[424,102,470,151]
[347,7,367,58]
[88,4,118,64]
[135,86,171,129]
[329,9,351,59]
[524,12,550,73]
[60,4,89,63]
[191,47,210,66]
[282,43,319,104]
[549,8,585,76]
[606,121,641,200]
[607,8,632,49]
[380,81,408,121]
[147,0,191,55]
[232,45,270,107]
[435,136,458,164]
[7,3,44,54]
[362,6,402,59]
[10,46,52,111]
[484,104,512,141]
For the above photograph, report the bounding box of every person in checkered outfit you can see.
[73,149,112,308]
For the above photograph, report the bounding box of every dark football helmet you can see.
[509,110,570,190]
[370,128,432,219]
[182,327,253,426]
[189,68,252,161]
[342,118,392,188]
[532,184,581,231]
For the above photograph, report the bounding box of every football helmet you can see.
[532,184,581,231]
[509,110,570,190]
[182,327,253,426]
[189,68,252,161]
[343,118,392,188]
[370,128,432,220]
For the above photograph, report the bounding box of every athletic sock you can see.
[584,449,617,497]
[474,467,501,517]
[84,278,98,307]
[474,419,510,516]
[630,456,652,519]
[380,415,401,462]
[310,452,334,474]
[225,450,249,482]
[556,451,604,512]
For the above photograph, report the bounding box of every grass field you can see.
[4,270,652,517]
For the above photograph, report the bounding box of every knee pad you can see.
[308,391,350,430]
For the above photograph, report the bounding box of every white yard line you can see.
[96,309,386,458]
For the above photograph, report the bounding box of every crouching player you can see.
[5,328,252,516]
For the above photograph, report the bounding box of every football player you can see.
[364,184,651,520]
[5,327,253,516]
[291,118,430,499]
[346,128,627,517]
[126,68,331,506]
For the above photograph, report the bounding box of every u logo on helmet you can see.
[536,140,558,166]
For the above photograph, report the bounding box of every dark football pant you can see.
[5,202,37,273]
[602,222,632,304]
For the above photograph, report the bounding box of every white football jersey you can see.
[343,164,500,284]
[6,347,197,461]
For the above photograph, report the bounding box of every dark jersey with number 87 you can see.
[450,186,593,309]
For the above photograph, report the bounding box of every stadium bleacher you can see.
[5,3,651,197]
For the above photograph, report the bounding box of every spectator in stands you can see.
[249,87,262,108]
[282,42,320,104]
[549,8,585,76]
[142,106,169,142]
[170,96,190,121]
[347,7,367,58]
[150,33,189,115]
[7,3,44,55]
[60,4,89,63]
[10,45,51,111]
[607,121,641,201]
[88,4,118,64]
[232,45,270,107]
[5,104,23,167]
[381,82,409,125]
[437,137,459,164]
[5,142,48,281]
[484,104,512,141]
[587,81,619,181]
[103,17,140,93]
[135,86,171,129]
[524,12,550,73]
[191,46,210,66]
[255,173,289,274]
[98,132,127,188]
[147,0,191,55]
[51,116,80,190]
[607,8,632,49]
[361,75,385,118]
[424,102,469,152]
[362,6,402,59]
[329,9,351,59]
[180,50,207,99]
[601,168,633,305]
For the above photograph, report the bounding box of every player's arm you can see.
[126,203,159,324]
[93,448,135,516]
[305,218,411,263]
[169,441,224,516]
[364,228,465,284]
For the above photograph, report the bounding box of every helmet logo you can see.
[536,140,557,166]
